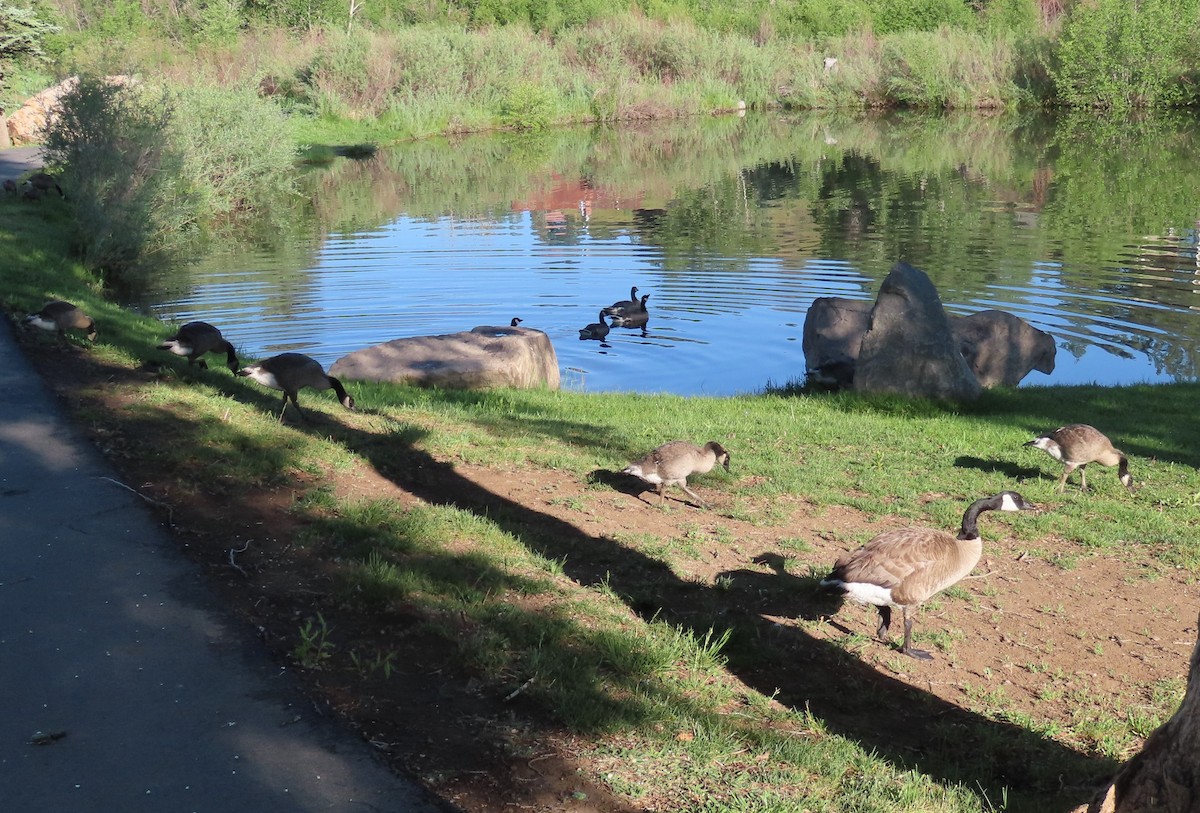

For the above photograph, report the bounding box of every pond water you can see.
[146,112,1200,396]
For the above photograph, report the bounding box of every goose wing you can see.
[828,528,951,590]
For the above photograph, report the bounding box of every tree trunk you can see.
[1073,613,1200,812]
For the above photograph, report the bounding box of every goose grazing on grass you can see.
[1024,423,1133,493]
[623,440,731,508]
[237,353,355,422]
[579,311,610,340]
[25,171,64,198]
[22,300,96,343]
[158,321,239,372]
[603,286,642,317]
[821,491,1036,660]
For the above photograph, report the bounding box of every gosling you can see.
[623,440,731,509]
[821,491,1036,660]
[579,311,610,340]
[1024,424,1133,493]
[158,321,239,372]
[237,353,355,422]
[22,300,96,343]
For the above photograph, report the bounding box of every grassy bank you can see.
[4,191,1200,812]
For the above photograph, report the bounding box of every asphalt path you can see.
[0,145,450,812]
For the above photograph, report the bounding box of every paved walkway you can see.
[0,195,448,810]
[0,145,43,181]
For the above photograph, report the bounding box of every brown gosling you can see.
[578,310,610,340]
[236,353,354,422]
[157,321,239,373]
[22,300,96,343]
[602,285,639,316]
[622,440,731,508]
[821,491,1036,661]
[1024,423,1133,493]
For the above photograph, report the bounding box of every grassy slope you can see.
[3,190,1198,812]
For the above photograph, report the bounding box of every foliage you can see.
[882,28,1017,109]
[41,76,181,289]
[0,2,59,99]
[867,0,974,35]
[1051,0,1200,109]
[40,75,297,292]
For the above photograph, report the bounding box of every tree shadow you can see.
[326,423,1111,811]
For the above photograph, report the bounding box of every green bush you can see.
[41,75,297,291]
[868,0,974,34]
[1052,0,1200,109]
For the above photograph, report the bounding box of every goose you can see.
[25,171,64,198]
[623,440,731,508]
[609,294,650,322]
[1024,424,1133,493]
[603,286,641,317]
[3,179,16,194]
[157,321,239,372]
[236,353,355,422]
[821,491,1036,660]
[579,311,610,340]
[510,317,523,327]
[22,300,96,343]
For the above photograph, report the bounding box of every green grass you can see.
[6,192,1199,811]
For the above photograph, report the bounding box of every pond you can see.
[146,111,1200,397]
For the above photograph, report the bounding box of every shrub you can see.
[41,75,297,291]
[1052,0,1200,109]
[41,76,181,289]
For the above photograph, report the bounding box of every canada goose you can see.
[22,300,96,343]
[608,294,650,321]
[821,491,1036,660]
[510,317,523,327]
[24,172,64,198]
[236,353,355,422]
[623,440,731,508]
[579,311,610,340]
[157,321,239,372]
[603,286,641,316]
[610,297,650,328]
[1024,424,1134,493]
[3,179,16,194]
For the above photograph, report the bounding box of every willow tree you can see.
[1074,613,1200,812]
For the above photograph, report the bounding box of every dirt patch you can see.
[18,334,1196,812]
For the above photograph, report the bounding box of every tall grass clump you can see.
[1051,0,1200,110]
[882,28,1019,109]
[42,75,297,291]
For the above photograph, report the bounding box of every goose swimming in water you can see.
[579,311,610,340]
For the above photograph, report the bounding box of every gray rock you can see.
[330,325,560,390]
[950,309,1056,388]
[854,262,982,402]
[801,297,872,387]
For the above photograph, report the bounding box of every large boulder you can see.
[801,297,872,388]
[853,262,983,401]
[329,324,560,390]
[7,76,135,146]
[950,309,1056,388]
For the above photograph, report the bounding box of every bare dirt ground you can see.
[18,336,1198,812]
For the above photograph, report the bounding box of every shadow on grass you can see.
[49,347,1117,812]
